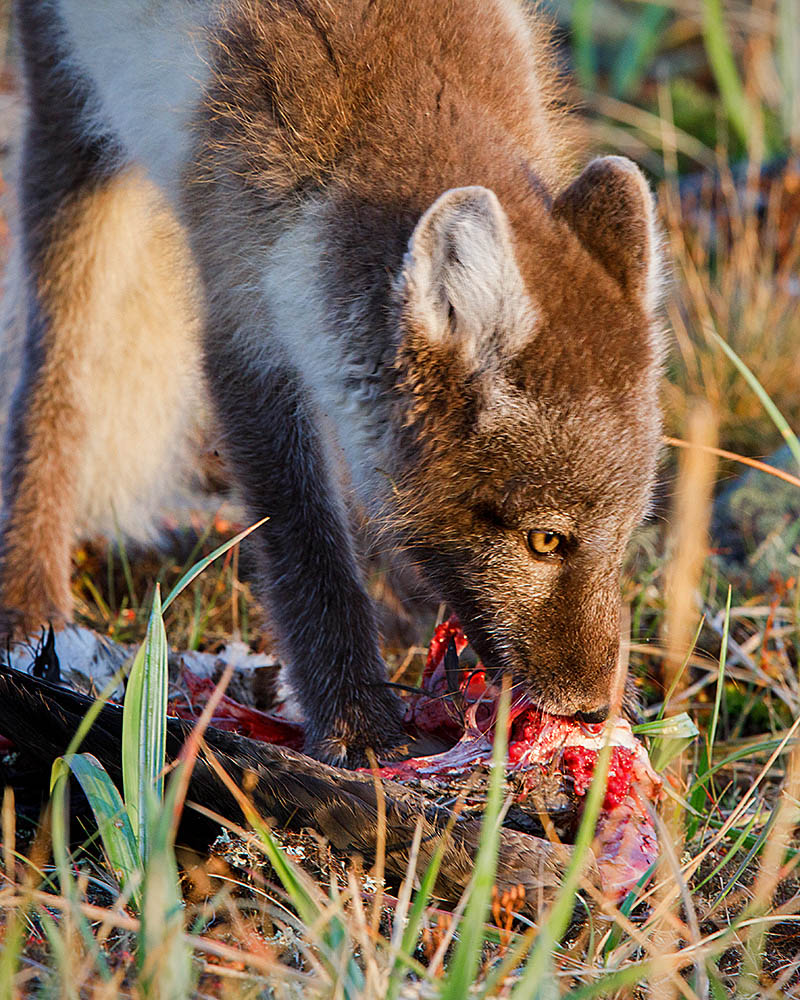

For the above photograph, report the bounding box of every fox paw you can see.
[304,688,410,768]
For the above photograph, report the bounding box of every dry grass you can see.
[662,156,800,462]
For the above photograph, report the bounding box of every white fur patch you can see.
[259,210,391,506]
[55,0,214,194]
[68,173,208,542]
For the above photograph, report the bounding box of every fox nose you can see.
[576,705,609,725]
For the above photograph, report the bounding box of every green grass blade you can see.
[777,0,800,149]
[687,740,711,840]
[321,909,364,1000]
[38,908,81,1000]
[58,666,132,763]
[253,821,321,928]
[709,585,732,755]
[161,516,268,612]
[656,615,705,721]
[711,806,777,909]
[122,585,169,862]
[440,682,510,1000]
[701,0,752,147]
[695,737,796,788]
[511,732,613,999]
[708,961,730,1000]
[49,756,80,897]
[693,812,759,892]
[602,860,659,957]
[688,585,733,837]
[707,324,800,471]
[0,901,27,996]
[53,754,141,909]
[563,961,653,999]
[386,823,452,1000]
[48,762,113,981]
[250,814,364,993]
[112,507,138,613]
[138,772,194,999]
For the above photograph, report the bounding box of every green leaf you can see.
[634,712,699,772]
[707,325,800,472]
[53,754,141,909]
[122,585,169,862]
[48,761,113,980]
[632,712,699,739]
[650,736,697,772]
[161,517,268,612]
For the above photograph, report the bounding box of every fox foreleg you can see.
[205,351,406,764]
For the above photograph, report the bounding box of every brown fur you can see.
[186,0,663,721]
[201,0,575,192]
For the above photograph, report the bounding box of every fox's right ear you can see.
[399,186,536,368]
[553,156,663,313]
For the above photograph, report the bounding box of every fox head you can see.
[392,156,664,720]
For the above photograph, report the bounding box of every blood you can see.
[422,617,469,684]
[406,615,487,741]
[168,668,306,749]
[561,745,635,810]
[393,617,664,899]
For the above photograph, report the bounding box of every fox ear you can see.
[553,156,663,312]
[400,186,535,365]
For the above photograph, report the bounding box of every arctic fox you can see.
[0,0,664,763]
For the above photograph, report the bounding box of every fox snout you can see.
[517,621,621,721]
[576,705,611,725]
[475,622,621,721]
[428,558,625,723]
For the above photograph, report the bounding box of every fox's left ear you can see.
[553,156,663,312]
[399,185,536,367]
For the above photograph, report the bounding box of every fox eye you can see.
[527,530,563,556]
